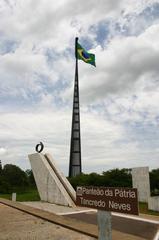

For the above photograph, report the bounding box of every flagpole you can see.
[69,37,82,177]
[75,37,78,62]
[75,37,82,174]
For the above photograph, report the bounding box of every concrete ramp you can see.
[28,153,76,207]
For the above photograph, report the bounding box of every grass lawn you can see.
[139,202,159,216]
[0,188,40,202]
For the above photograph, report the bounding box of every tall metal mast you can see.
[69,37,82,177]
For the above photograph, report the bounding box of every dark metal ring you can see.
[35,142,44,153]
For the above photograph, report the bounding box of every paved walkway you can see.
[0,198,158,240]
[0,203,94,240]
[22,200,159,239]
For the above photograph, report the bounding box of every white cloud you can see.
[0,0,157,48]
[0,108,140,174]
[0,0,159,174]
[0,147,7,156]
[68,24,159,104]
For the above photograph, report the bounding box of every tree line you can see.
[0,161,36,193]
[68,168,159,196]
[0,161,159,195]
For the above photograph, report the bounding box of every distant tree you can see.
[102,168,132,187]
[0,160,2,174]
[87,172,103,186]
[0,160,6,193]
[68,173,90,190]
[68,168,132,190]
[2,164,29,192]
[150,169,159,195]
[25,169,36,187]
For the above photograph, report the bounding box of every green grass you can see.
[139,202,159,216]
[0,193,12,200]
[0,189,40,202]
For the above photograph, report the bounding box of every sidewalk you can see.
[0,198,157,240]
[0,203,94,240]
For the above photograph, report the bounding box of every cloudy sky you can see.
[0,0,159,175]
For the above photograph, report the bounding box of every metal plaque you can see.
[76,186,139,215]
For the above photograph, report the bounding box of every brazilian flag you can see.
[76,43,96,67]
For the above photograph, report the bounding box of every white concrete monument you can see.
[132,166,159,211]
[28,153,76,207]
[132,167,150,203]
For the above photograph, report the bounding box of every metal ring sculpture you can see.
[35,142,44,153]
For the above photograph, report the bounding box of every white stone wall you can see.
[132,167,150,203]
[148,196,159,212]
[28,153,76,207]
[132,167,159,212]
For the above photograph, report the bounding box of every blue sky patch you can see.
[0,39,19,55]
